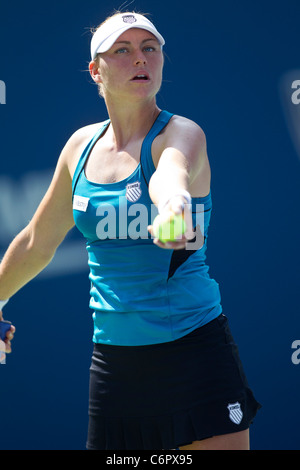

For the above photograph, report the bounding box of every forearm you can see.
[147,145,196,248]
[149,116,208,210]
[0,226,55,300]
[148,158,190,208]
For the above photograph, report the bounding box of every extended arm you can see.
[148,116,210,248]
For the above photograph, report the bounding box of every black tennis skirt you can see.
[87,314,261,450]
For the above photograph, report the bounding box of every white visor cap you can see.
[91,13,165,60]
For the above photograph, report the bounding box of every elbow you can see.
[25,224,59,263]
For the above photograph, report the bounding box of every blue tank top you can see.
[72,110,222,346]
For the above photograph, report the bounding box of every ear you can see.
[89,60,102,84]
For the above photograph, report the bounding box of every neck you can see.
[103,96,161,150]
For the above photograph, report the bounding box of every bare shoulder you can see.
[152,114,210,194]
[61,121,108,177]
[67,122,104,145]
[165,114,207,147]
[153,114,207,167]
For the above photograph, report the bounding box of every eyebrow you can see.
[114,38,158,45]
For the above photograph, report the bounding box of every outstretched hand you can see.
[148,195,194,250]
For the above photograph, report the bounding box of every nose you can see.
[134,54,147,66]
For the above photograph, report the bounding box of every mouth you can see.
[130,73,150,82]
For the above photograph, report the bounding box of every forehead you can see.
[114,28,159,44]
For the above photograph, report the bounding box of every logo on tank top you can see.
[227,402,243,425]
[126,181,142,202]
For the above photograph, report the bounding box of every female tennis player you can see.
[0,11,260,450]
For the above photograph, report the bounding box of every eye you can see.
[143,46,156,52]
[115,47,129,54]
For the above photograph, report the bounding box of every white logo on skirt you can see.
[227,402,243,425]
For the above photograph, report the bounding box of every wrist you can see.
[158,189,192,214]
[0,299,9,311]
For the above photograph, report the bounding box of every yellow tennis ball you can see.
[153,212,186,243]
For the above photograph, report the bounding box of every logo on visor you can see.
[122,15,137,24]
